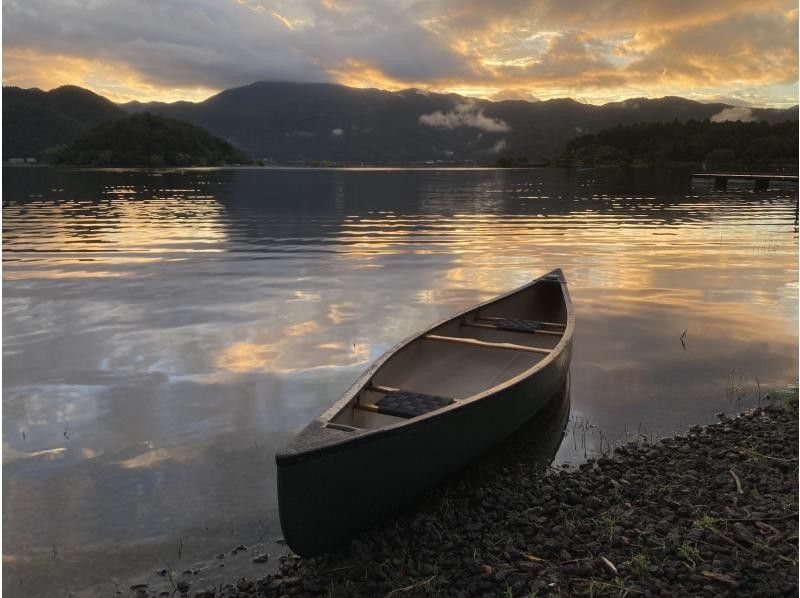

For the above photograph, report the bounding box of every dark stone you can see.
[655,520,672,535]
[732,523,755,545]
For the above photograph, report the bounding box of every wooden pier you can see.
[691,173,799,191]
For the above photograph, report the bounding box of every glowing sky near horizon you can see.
[2,0,798,106]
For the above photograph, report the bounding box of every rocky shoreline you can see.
[133,397,798,597]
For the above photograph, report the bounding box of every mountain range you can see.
[4,81,798,163]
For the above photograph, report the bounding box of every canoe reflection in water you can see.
[481,372,571,473]
[276,269,574,556]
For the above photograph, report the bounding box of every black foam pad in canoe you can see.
[375,390,454,418]
[494,318,545,333]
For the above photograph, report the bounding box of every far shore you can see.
[5,159,798,174]
[5,161,798,174]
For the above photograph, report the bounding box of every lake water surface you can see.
[3,166,797,595]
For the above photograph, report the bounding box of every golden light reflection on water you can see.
[210,302,371,375]
[116,446,195,470]
[327,303,357,324]
[2,168,797,597]
[213,333,357,374]
[290,290,322,302]
[283,320,322,337]
[214,342,280,373]
[3,268,131,280]
[4,194,228,281]
[212,334,373,376]
[6,179,794,378]
[2,446,67,465]
[316,342,344,350]
[116,448,173,469]
[332,211,701,299]
[4,194,228,259]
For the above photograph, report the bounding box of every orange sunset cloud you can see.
[2,0,797,106]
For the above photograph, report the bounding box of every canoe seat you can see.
[494,318,545,333]
[374,390,454,418]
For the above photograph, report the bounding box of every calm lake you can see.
[3,166,798,595]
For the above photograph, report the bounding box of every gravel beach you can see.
[132,397,798,598]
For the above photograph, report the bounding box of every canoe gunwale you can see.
[275,269,574,466]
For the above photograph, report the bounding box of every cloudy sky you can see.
[3,0,798,106]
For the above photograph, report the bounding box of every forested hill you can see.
[565,120,799,167]
[48,113,250,167]
[3,85,124,158]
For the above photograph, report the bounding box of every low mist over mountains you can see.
[4,81,798,162]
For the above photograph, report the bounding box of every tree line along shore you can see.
[7,111,798,170]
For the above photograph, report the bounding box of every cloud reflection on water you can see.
[2,166,797,596]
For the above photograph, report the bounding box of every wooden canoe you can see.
[275,268,574,556]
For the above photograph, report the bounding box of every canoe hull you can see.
[276,339,571,556]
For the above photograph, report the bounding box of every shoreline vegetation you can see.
[5,160,798,173]
[561,120,798,170]
[5,110,797,172]
[131,391,798,597]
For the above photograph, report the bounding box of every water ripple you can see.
[2,166,797,597]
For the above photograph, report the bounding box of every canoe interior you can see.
[329,275,567,430]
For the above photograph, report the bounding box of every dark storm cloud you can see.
[3,0,321,88]
[2,0,476,90]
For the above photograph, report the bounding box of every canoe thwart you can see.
[366,384,400,394]
[423,334,552,355]
[325,422,362,432]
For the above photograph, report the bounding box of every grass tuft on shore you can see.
[766,385,798,410]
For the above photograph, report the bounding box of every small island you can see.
[45,112,250,167]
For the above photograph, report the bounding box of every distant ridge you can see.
[115,82,799,162]
[4,81,797,162]
[3,85,124,158]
